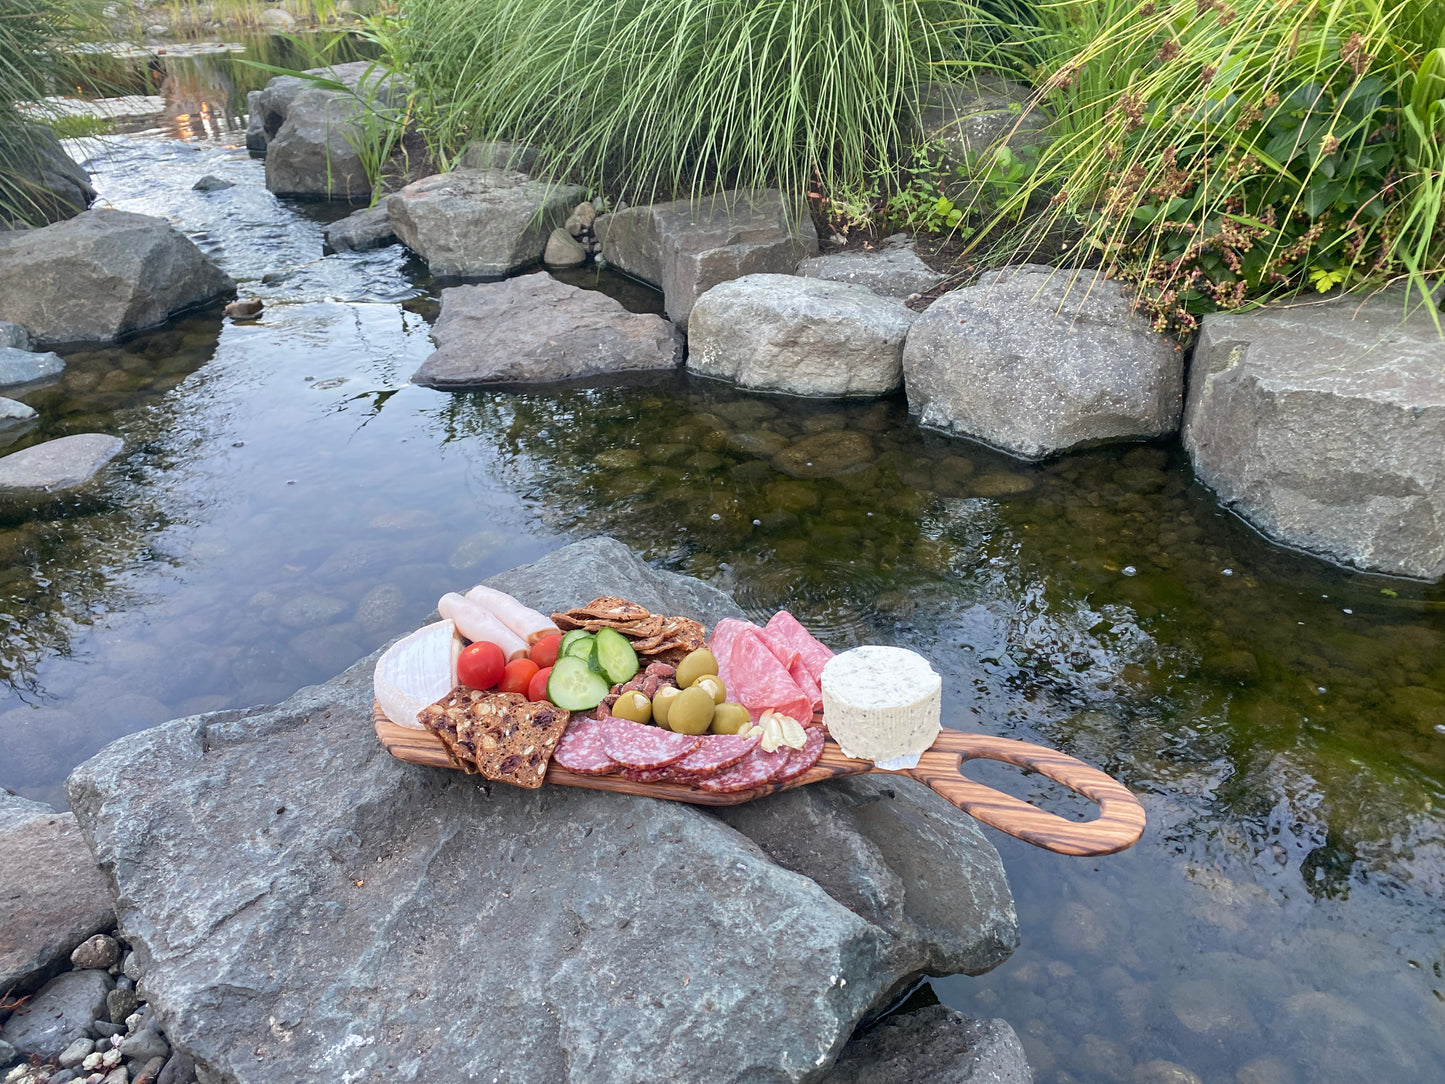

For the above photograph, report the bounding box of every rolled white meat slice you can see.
[464,584,559,644]
[437,592,529,660]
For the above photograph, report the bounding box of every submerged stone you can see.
[0,433,123,494]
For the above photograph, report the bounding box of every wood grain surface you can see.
[374,705,1146,856]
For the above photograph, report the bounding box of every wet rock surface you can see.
[322,204,396,253]
[0,793,113,994]
[688,274,914,397]
[597,189,818,324]
[0,210,234,346]
[1183,289,1445,580]
[388,169,582,278]
[412,272,683,388]
[0,124,96,227]
[0,434,123,494]
[903,264,1183,459]
[66,537,1018,1084]
[0,322,30,350]
[822,1005,1032,1084]
[0,347,65,388]
[797,241,940,299]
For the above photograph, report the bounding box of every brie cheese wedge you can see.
[374,619,463,730]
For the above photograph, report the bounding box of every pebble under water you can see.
[1,121,1442,1084]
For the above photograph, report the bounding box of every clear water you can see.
[3,46,1443,1084]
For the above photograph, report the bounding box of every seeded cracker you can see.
[418,688,572,788]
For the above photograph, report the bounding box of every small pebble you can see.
[119,1030,168,1064]
[106,987,138,1025]
[124,1013,143,1036]
[91,1022,123,1039]
[101,1069,128,1084]
[51,1071,80,1084]
[71,935,120,971]
[121,953,141,983]
[114,976,134,992]
[59,1037,95,1069]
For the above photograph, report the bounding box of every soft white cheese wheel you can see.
[374,619,462,729]
[821,646,942,765]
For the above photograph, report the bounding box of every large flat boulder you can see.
[1182,290,1445,580]
[597,190,818,324]
[388,170,582,278]
[411,273,683,388]
[688,274,914,397]
[246,62,408,200]
[903,264,1184,459]
[0,124,95,227]
[0,793,114,995]
[66,537,1018,1084]
[0,433,123,494]
[0,210,234,346]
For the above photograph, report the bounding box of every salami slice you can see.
[713,618,813,724]
[770,725,826,783]
[620,764,676,783]
[599,716,702,769]
[553,717,620,776]
[691,744,792,794]
[763,610,835,681]
[671,732,762,780]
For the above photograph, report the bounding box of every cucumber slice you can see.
[547,656,611,711]
[562,632,596,660]
[559,629,592,656]
[595,627,639,685]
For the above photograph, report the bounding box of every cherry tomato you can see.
[527,665,553,703]
[529,632,563,669]
[497,658,539,695]
[457,640,505,690]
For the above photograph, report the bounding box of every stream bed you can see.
[3,59,1444,1084]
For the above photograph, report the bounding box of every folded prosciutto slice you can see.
[712,617,816,724]
[761,610,834,712]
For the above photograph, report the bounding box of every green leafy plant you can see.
[395,0,1013,205]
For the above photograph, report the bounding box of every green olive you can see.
[675,648,719,688]
[611,690,652,724]
[667,685,716,735]
[710,703,751,735]
[694,674,726,704]
[651,685,681,728]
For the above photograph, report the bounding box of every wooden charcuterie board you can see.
[375,705,1147,857]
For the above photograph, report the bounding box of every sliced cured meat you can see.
[713,618,813,725]
[770,725,826,783]
[620,764,676,783]
[787,658,823,714]
[763,610,834,681]
[599,716,702,769]
[552,717,619,776]
[691,744,792,794]
[670,732,762,780]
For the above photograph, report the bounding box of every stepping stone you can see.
[0,433,123,494]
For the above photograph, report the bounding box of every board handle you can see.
[901,730,1146,857]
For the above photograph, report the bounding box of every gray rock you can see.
[155,1051,195,1084]
[822,1005,1032,1084]
[121,951,140,982]
[0,124,95,227]
[119,1030,168,1063]
[688,274,914,397]
[67,536,1016,1084]
[411,273,683,388]
[387,170,582,278]
[91,1021,123,1039]
[0,396,38,422]
[914,78,1050,172]
[101,1067,128,1084]
[597,190,818,324]
[58,1036,95,1068]
[190,175,233,192]
[1131,1060,1204,1084]
[458,140,540,174]
[105,986,138,1025]
[1182,289,1445,580]
[0,433,123,495]
[0,210,234,346]
[0,321,30,349]
[903,264,1184,459]
[322,205,395,253]
[542,226,587,267]
[248,63,409,200]
[51,1069,81,1084]
[353,582,406,633]
[565,201,597,236]
[0,969,112,1059]
[134,1056,167,1084]
[0,793,113,993]
[69,934,119,971]
[275,591,349,629]
[0,1038,14,1069]
[797,243,940,299]
[114,975,133,991]
[0,347,65,387]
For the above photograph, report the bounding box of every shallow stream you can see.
[3,40,1444,1084]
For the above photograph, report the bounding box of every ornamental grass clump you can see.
[396,0,1008,205]
[984,0,1445,331]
